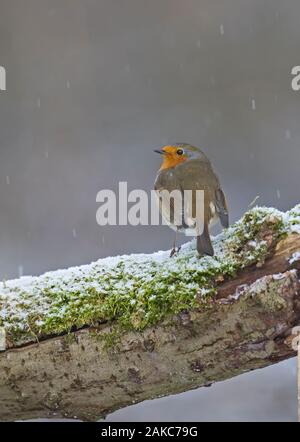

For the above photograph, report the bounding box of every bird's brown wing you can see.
[174,159,218,226]
[215,188,229,228]
[174,159,222,256]
[175,159,229,227]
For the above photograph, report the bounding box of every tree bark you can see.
[0,231,300,421]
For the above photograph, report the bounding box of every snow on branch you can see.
[1,204,300,349]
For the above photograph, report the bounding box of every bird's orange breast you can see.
[159,145,187,170]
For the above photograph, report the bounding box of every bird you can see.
[154,143,229,257]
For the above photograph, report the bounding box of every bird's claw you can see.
[170,246,181,258]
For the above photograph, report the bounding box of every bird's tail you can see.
[197,223,214,256]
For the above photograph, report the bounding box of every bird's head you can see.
[154,143,206,170]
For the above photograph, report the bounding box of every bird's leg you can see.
[170,230,177,257]
[170,229,181,257]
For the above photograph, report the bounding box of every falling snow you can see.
[18,266,24,278]
[285,129,291,140]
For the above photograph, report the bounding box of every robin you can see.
[154,143,229,257]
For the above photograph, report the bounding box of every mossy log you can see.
[1,205,300,421]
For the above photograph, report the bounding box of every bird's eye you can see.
[177,149,184,156]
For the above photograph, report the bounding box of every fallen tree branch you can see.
[1,205,300,421]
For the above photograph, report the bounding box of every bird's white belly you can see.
[159,197,218,236]
[182,216,218,237]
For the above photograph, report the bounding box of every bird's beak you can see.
[154,149,165,155]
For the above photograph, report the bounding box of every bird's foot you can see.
[170,246,181,258]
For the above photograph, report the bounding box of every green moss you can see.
[0,205,294,346]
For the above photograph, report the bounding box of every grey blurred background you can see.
[0,0,299,421]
